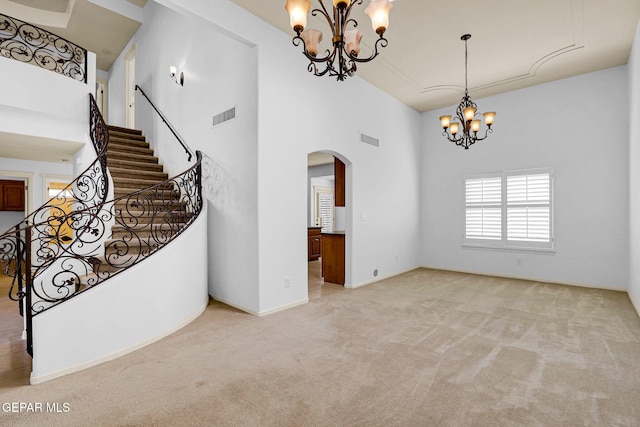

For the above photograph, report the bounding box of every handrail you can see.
[25,151,203,315]
[17,95,109,232]
[0,13,88,83]
[135,85,194,162]
[0,93,108,356]
[0,88,203,321]
[2,94,109,288]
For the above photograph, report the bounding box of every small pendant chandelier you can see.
[439,34,496,149]
[284,0,393,81]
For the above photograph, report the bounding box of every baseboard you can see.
[211,295,309,317]
[347,266,422,289]
[629,291,640,319]
[211,296,259,316]
[30,301,208,385]
[257,298,308,317]
[419,265,629,293]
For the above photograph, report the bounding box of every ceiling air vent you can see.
[360,132,379,147]
[212,107,236,128]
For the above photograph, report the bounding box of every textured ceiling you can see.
[230,0,640,112]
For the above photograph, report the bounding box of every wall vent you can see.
[212,107,236,128]
[360,132,379,147]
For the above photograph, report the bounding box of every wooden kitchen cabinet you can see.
[321,232,344,285]
[308,227,322,261]
[0,180,25,211]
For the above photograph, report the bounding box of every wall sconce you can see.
[169,65,184,86]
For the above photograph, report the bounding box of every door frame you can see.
[0,171,33,216]
[124,44,136,129]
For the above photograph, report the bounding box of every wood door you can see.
[1,180,25,211]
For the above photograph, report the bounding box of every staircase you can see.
[106,126,167,197]
[86,125,189,278]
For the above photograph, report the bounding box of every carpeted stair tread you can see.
[108,143,154,156]
[111,222,185,234]
[108,151,159,164]
[107,159,164,172]
[108,136,150,148]
[106,125,142,135]
[109,167,168,181]
[113,177,168,190]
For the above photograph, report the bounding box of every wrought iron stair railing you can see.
[0,13,87,82]
[0,93,203,357]
[0,93,108,355]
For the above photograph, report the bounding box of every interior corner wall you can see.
[256,42,422,312]
[154,0,423,315]
[108,0,260,313]
[629,21,640,311]
[421,66,630,290]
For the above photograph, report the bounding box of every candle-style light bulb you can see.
[365,0,393,35]
[463,106,476,121]
[285,0,312,33]
[483,111,496,127]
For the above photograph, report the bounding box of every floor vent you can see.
[360,132,379,147]
[213,107,236,128]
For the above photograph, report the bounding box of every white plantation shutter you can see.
[318,192,333,233]
[465,176,502,240]
[464,169,553,250]
[507,172,551,244]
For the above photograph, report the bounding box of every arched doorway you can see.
[306,150,351,300]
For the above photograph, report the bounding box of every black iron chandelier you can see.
[284,0,393,81]
[439,34,496,150]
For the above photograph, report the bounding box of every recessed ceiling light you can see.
[102,49,113,55]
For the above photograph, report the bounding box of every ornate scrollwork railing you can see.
[2,94,108,302]
[27,152,203,314]
[0,94,107,355]
[0,86,202,358]
[0,13,87,83]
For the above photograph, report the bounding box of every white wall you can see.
[421,66,630,290]
[0,52,96,145]
[0,211,24,235]
[119,0,420,314]
[31,209,208,384]
[629,21,640,312]
[109,1,260,313]
[152,0,422,315]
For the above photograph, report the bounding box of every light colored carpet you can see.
[1,268,640,426]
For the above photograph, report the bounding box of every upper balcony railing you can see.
[0,13,87,83]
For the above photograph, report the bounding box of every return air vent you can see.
[360,132,379,147]
[212,107,236,128]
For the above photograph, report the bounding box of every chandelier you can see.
[439,34,496,150]
[284,0,393,81]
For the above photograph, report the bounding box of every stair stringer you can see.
[29,205,208,384]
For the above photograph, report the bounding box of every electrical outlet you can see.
[284,277,290,288]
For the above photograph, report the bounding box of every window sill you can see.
[462,243,556,254]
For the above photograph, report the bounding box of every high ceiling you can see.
[230,0,640,112]
[1,0,639,164]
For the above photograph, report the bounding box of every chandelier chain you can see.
[438,33,496,149]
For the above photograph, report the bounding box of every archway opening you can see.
[306,150,351,300]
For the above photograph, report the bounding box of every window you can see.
[464,168,553,250]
